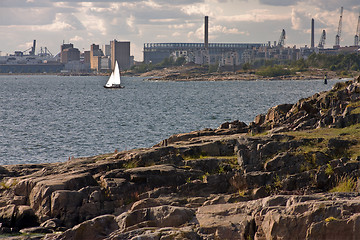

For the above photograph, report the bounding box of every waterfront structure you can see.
[100,57,111,71]
[143,43,264,65]
[90,44,103,71]
[102,45,111,57]
[110,40,130,70]
[242,45,301,64]
[84,51,91,64]
[144,16,265,65]
[60,43,80,64]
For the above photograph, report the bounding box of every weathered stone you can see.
[20,226,52,234]
[197,202,256,240]
[0,204,16,227]
[14,205,38,229]
[116,206,195,230]
[40,218,62,229]
[50,190,85,227]
[130,198,162,211]
[47,215,118,240]
[265,104,293,124]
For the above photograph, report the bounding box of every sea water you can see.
[0,75,345,165]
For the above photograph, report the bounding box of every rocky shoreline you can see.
[1,77,360,239]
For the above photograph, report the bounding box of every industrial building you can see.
[60,43,80,63]
[143,16,265,65]
[0,40,63,73]
[157,13,360,67]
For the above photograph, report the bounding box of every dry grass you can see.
[287,123,360,159]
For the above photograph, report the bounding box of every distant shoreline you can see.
[1,65,357,81]
[136,65,351,82]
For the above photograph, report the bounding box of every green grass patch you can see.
[182,152,209,161]
[329,176,357,193]
[123,161,139,169]
[287,123,360,159]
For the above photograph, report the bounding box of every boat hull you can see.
[104,85,125,89]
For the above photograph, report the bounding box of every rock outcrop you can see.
[1,78,360,239]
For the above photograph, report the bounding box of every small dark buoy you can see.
[324,74,327,85]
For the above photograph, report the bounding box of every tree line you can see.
[250,53,360,77]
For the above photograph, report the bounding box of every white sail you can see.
[105,61,121,87]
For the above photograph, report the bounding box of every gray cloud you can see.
[258,0,359,10]
[0,8,55,25]
[308,0,360,11]
[259,0,301,6]
[0,0,51,8]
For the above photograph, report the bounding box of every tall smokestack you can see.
[204,16,209,49]
[311,18,314,48]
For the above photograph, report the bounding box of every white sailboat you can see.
[104,61,124,88]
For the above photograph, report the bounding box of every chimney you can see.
[204,16,208,49]
[311,18,314,48]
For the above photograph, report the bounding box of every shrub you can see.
[256,65,291,77]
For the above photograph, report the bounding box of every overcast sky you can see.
[0,0,359,61]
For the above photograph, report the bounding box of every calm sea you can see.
[0,75,345,165]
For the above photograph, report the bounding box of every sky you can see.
[0,0,359,61]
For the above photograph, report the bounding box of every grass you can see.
[182,154,238,165]
[325,216,339,222]
[0,179,18,190]
[286,123,360,160]
[93,153,114,162]
[329,176,357,193]
[181,152,210,161]
[346,100,360,115]
[325,164,334,176]
[123,160,139,169]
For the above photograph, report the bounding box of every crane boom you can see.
[355,12,360,46]
[335,7,343,47]
[318,30,326,48]
[277,29,286,47]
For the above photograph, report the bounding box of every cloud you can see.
[307,0,360,11]
[70,35,84,42]
[259,0,301,6]
[291,9,309,31]
[168,22,196,29]
[188,23,249,41]
[181,3,219,16]
[0,0,51,8]
[0,7,55,25]
[217,9,290,23]
[29,13,84,32]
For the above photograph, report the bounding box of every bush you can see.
[256,65,291,77]
[242,62,252,71]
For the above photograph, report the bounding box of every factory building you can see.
[143,16,265,65]
[110,40,130,70]
[144,42,264,65]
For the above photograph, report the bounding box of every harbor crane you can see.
[278,29,286,47]
[22,40,36,56]
[355,12,360,46]
[318,30,326,48]
[334,7,343,48]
